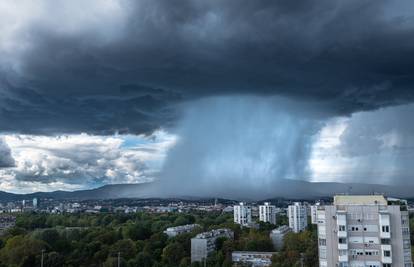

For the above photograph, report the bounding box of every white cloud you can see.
[0,130,176,193]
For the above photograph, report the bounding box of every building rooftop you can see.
[334,195,387,206]
[232,251,276,255]
[271,225,291,234]
[165,224,199,232]
[194,228,233,239]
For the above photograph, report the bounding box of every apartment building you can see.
[259,202,277,225]
[317,195,412,267]
[232,251,276,266]
[234,202,252,226]
[270,225,291,250]
[163,224,200,237]
[288,202,308,233]
[191,228,234,263]
[311,202,320,224]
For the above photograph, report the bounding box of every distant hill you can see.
[0,183,155,202]
[1,180,414,201]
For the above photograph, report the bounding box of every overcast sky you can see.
[1,0,414,194]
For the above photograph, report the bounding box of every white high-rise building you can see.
[288,202,308,233]
[259,202,277,225]
[317,195,413,267]
[311,202,320,224]
[33,198,38,209]
[234,202,252,226]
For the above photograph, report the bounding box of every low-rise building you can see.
[0,215,15,235]
[163,224,200,237]
[191,228,234,263]
[232,251,276,267]
[270,225,291,250]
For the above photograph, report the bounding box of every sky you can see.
[1,0,414,195]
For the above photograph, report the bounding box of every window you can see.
[382,225,390,233]
[318,238,326,246]
[339,225,346,231]
[402,227,410,235]
[383,264,391,267]
[381,238,391,244]
[339,249,347,256]
[319,247,327,259]
[364,250,379,256]
[383,250,391,257]
[338,238,347,244]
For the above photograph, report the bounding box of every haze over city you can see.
[1,0,414,198]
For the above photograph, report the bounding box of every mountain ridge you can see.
[1,180,414,201]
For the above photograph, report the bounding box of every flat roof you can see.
[334,195,387,205]
[232,251,276,255]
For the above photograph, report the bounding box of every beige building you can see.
[317,195,412,267]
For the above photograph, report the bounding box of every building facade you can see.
[191,228,234,263]
[259,202,277,225]
[234,202,252,226]
[270,225,292,250]
[317,195,413,267]
[288,202,308,233]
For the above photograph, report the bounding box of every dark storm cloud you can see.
[1,0,414,134]
[0,79,180,134]
[0,139,14,168]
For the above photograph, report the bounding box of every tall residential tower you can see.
[288,202,308,233]
[259,202,277,225]
[317,195,412,267]
[234,202,252,226]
